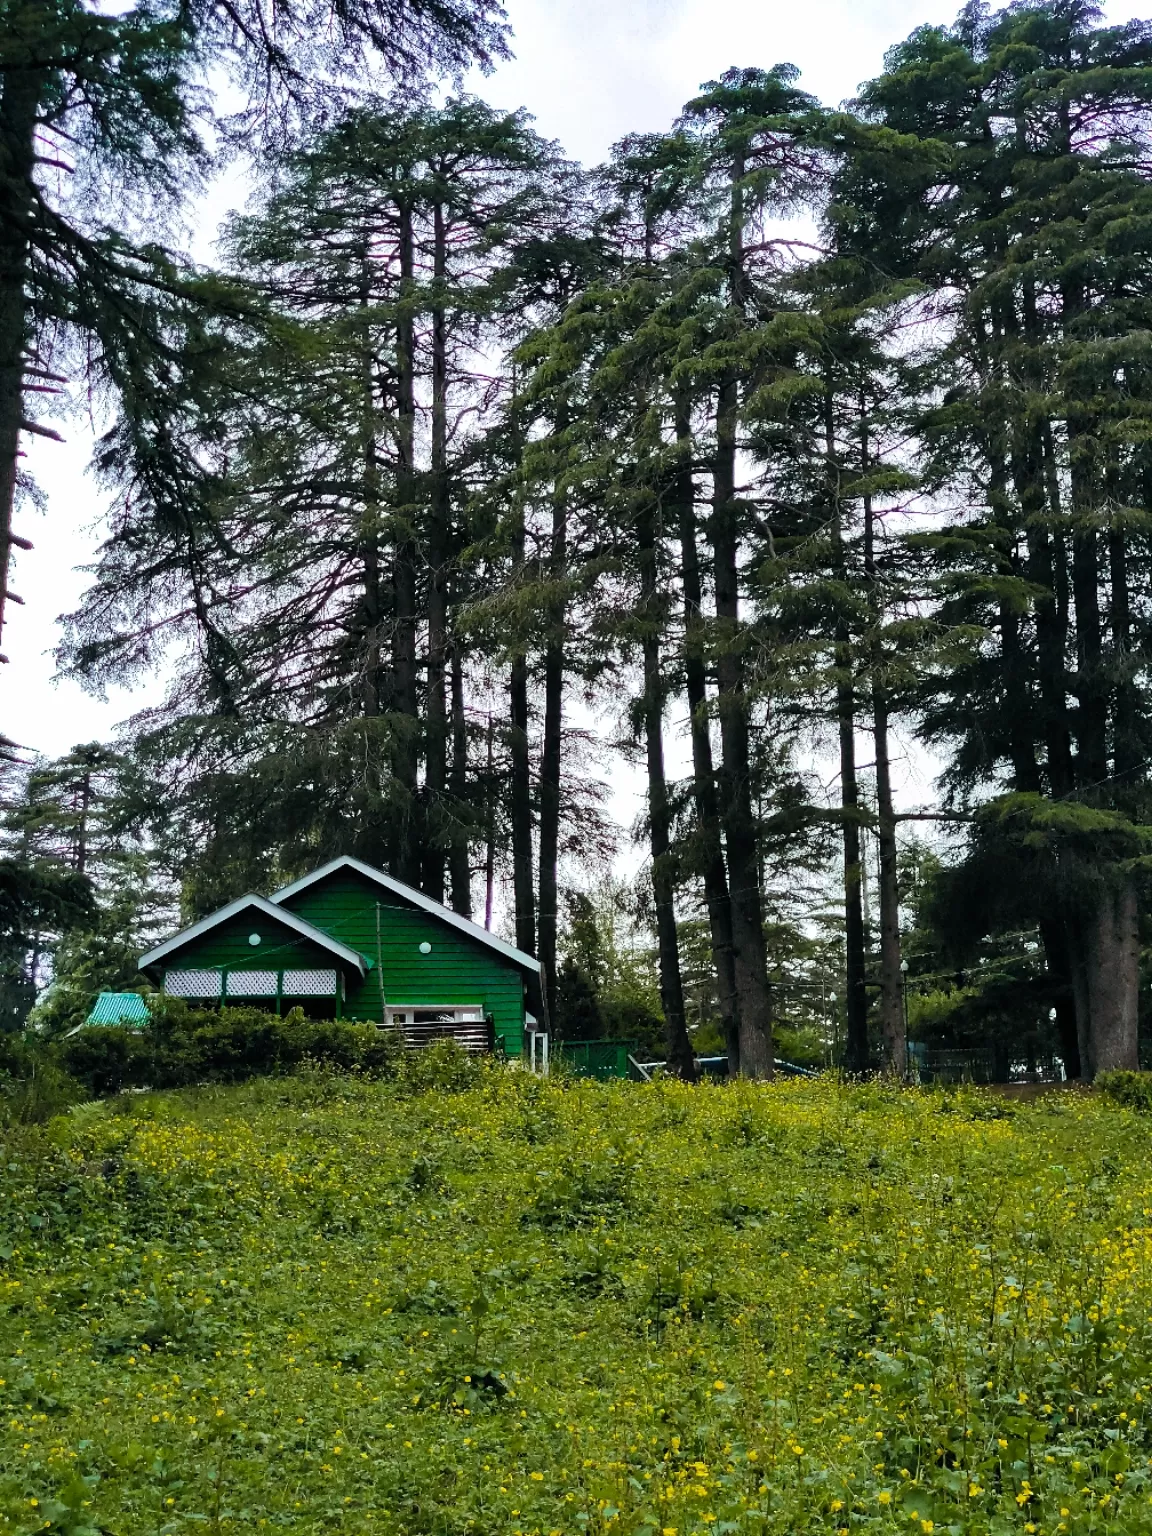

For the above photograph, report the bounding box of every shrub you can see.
[2,1003,483,1123]
[397,1036,485,1093]
[61,1002,407,1095]
[58,1024,148,1095]
[1096,1068,1152,1111]
[0,1031,82,1124]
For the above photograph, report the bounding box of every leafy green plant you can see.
[0,1032,82,1124]
[1096,1069,1152,1112]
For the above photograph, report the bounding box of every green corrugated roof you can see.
[86,992,151,1028]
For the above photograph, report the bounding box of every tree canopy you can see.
[9,0,1152,1080]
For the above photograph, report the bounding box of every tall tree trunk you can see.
[75,769,91,875]
[978,307,1059,794]
[1095,453,1139,1077]
[483,712,496,931]
[638,496,696,1082]
[983,308,1080,1072]
[358,256,384,725]
[1108,481,1139,780]
[448,639,472,917]
[706,148,773,1077]
[872,687,904,1075]
[975,315,1045,791]
[357,255,392,869]
[828,387,867,1072]
[508,430,535,958]
[537,412,568,1030]
[1070,509,1108,779]
[1040,419,1074,783]
[392,201,420,885]
[1015,276,1075,798]
[1063,277,1132,1060]
[1084,878,1140,1076]
[837,681,868,1072]
[1021,418,1082,1065]
[861,417,903,1075]
[509,657,535,955]
[1062,274,1108,788]
[423,201,450,901]
[712,367,773,1074]
[675,399,739,1074]
[1014,431,1074,796]
[1066,914,1093,1083]
[999,586,1043,792]
[0,68,41,660]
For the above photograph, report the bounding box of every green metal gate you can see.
[553,1039,637,1080]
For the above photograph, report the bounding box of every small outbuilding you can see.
[85,992,152,1029]
[138,856,544,1056]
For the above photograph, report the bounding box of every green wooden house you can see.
[139,856,544,1055]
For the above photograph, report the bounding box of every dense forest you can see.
[3,0,1152,1082]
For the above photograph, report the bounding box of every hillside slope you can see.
[2,1074,1150,1534]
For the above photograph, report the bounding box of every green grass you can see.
[2,1071,1152,1535]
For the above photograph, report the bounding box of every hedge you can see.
[59,999,407,1096]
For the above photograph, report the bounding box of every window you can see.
[382,1005,491,1054]
[383,1005,482,1028]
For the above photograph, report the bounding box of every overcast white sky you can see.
[3,0,1129,781]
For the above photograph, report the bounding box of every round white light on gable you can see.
[419,941,432,955]
[248,933,261,947]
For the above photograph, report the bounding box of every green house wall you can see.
[277,870,527,1053]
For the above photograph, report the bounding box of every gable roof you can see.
[270,856,541,979]
[138,893,370,976]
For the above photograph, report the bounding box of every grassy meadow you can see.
[2,1071,1152,1535]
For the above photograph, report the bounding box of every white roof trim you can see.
[270,856,541,978]
[139,892,368,975]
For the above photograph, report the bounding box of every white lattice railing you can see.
[165,967,340,1000]
[165,970,221,999]
[282,969,338,997]
[225,970,278,998]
